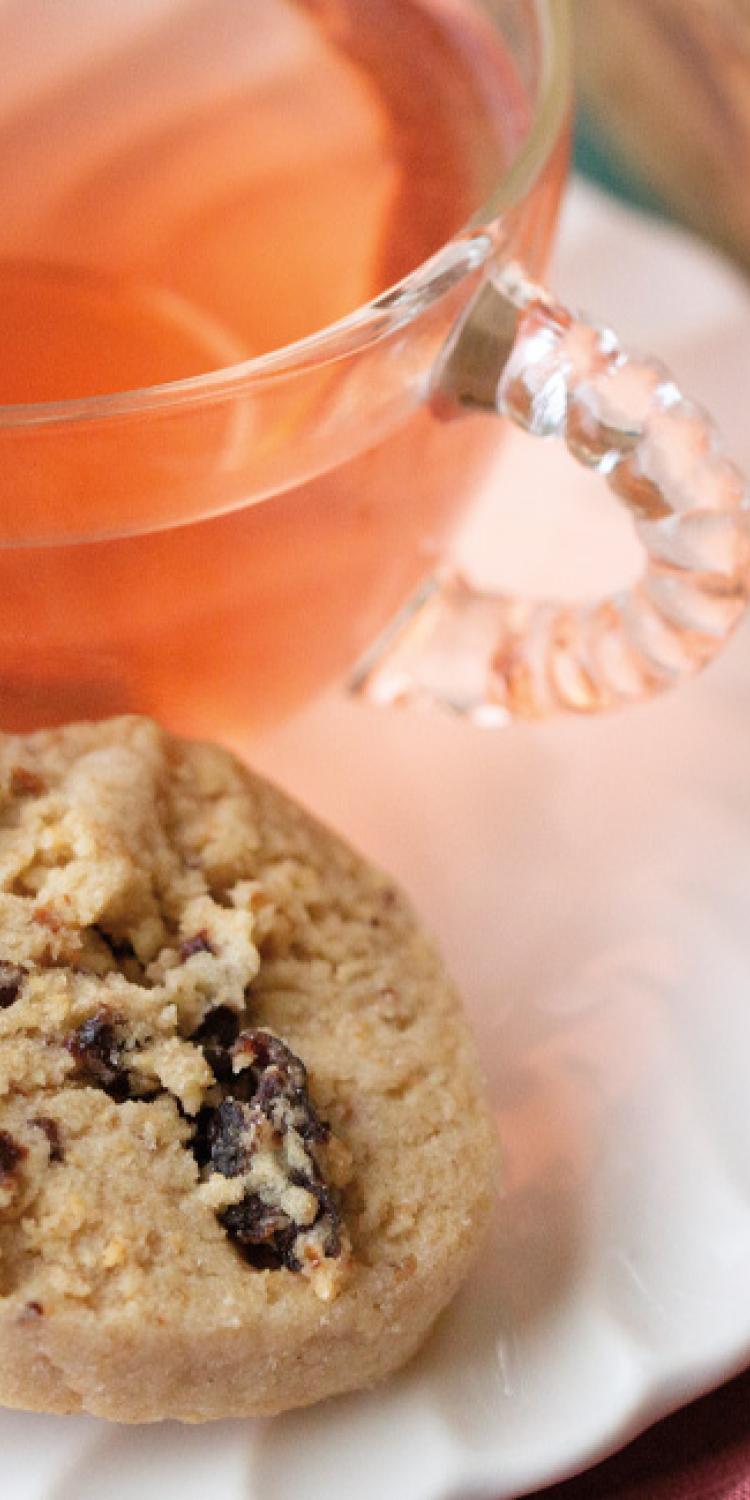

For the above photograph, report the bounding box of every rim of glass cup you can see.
[2,0,571,429]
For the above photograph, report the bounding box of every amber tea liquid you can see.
[0,0,567,737]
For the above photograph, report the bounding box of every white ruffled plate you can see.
[7,182,750,1500]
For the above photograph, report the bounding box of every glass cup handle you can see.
[353,264,750,722]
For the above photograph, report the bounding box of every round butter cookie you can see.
[0,716,495,1422]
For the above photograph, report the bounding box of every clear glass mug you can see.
[1,0,747,742]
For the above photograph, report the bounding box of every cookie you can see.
[0,717,495,1422]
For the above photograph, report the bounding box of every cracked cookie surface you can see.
[0,717,495,1422]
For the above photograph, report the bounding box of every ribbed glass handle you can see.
[353,267,750,722]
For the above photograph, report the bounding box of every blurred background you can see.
[573,0,750,271]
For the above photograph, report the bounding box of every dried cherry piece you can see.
[193,1023,344,1276]
[180,931,215,962]
[206,1099,256,1178]
[0,1130,26,1178]
[234,1029,307,1090]
[220,1193,291,1247]
[0,962,25,1009]
[192,1006,240,1086]
[64,1009,130,1101]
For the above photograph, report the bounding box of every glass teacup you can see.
[0,0,745,739]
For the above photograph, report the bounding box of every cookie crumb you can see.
[395,1254,418,1283]
[102,1237,127,1269]
[9,767,46,797]
[33,906,63,933]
